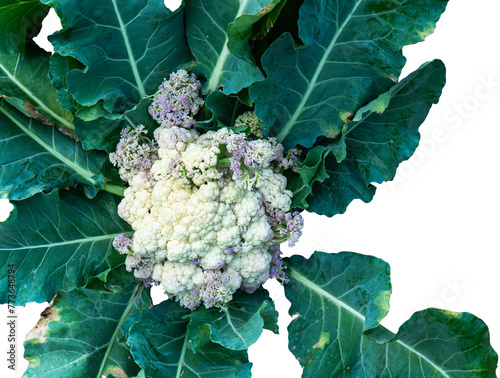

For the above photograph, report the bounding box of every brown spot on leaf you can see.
[105,368,128,378]
[56,126,80,142]
[22,101,80,141]
[23,101,55,126]
[259,6,269,14]
[344,112,354,124]
[25,305,59,343]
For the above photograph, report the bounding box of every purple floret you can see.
[109,126,158,182]
[149,70,204,129]
[190,257,201,265]
[113,233,133,254]
[285,212,304,247]
[268,245,289,284]
[201,271,232,308]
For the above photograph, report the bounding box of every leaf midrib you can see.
[289,268,451,377]
[0,232,131,251]
[97,283,144,378]
[275,0,364,143]
[0,103,98,186]
[206,0,251,93]
[0,59,74,131]
[225,310,248,348]
[176,333,189,378]
[110,0,146,98]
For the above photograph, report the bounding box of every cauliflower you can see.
[111,70,303,310]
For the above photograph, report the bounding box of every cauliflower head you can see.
[111,70,303,310]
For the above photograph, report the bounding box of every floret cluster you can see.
[111,70,303,310]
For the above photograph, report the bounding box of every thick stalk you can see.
[103,181,126,197]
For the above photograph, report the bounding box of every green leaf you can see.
[285,251,498,376]
[0,50,74,131]
[124,300,253,377]
[226,0,284,63]
[306,59,445,216]
[0,0,50,54]
[48,53,81,116]
[197,91,252,129]
[361,310,498,377]
[49,51,128,122]
[23,283,151,378]
[75,98,157,152]
[43,0,192,114]
[250,0,448,149]
[0,98,107,200]
[186,288,278,351]
[286,145,330,209]
[0,189,131,305]
[184,0,268,94]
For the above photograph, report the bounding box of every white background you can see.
[1,0,500,376]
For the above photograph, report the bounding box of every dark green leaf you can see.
[48,53,81,115]
[124,300,252,377]
[186,288,278,351]
[75,98,157,152]
[285,251,498,377]
[43,0,192,114]
[0,50,74,130]
[0,98,106,200]
[360,309,498,377]
[286,145,329,209]
[0,0,50,54]
[23,283,151,378]
[197,91,252,129]
[226,0,284,63]
[0,190,131,304]
[49,52,127,122]
[250,0,448,149]
[184,0,268,94]
[307,60,446,216]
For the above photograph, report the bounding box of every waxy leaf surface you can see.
[250,0,448,149]
[0,0,50,54]
[23,284,151,378]
[290,59,446,216]
[0,190,131,304]
[184,0,271,94]
[0,98,106,200]
[285,251,498,376]
[0,51,74,130]
[124,300,253,378]
[186,288,278,351]
[43,0,192,114]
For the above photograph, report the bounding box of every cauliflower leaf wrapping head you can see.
[111,70,303,310]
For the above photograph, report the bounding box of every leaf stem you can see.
[96,283,144,378]
[176,333,189,378]
[103,181,126,197]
